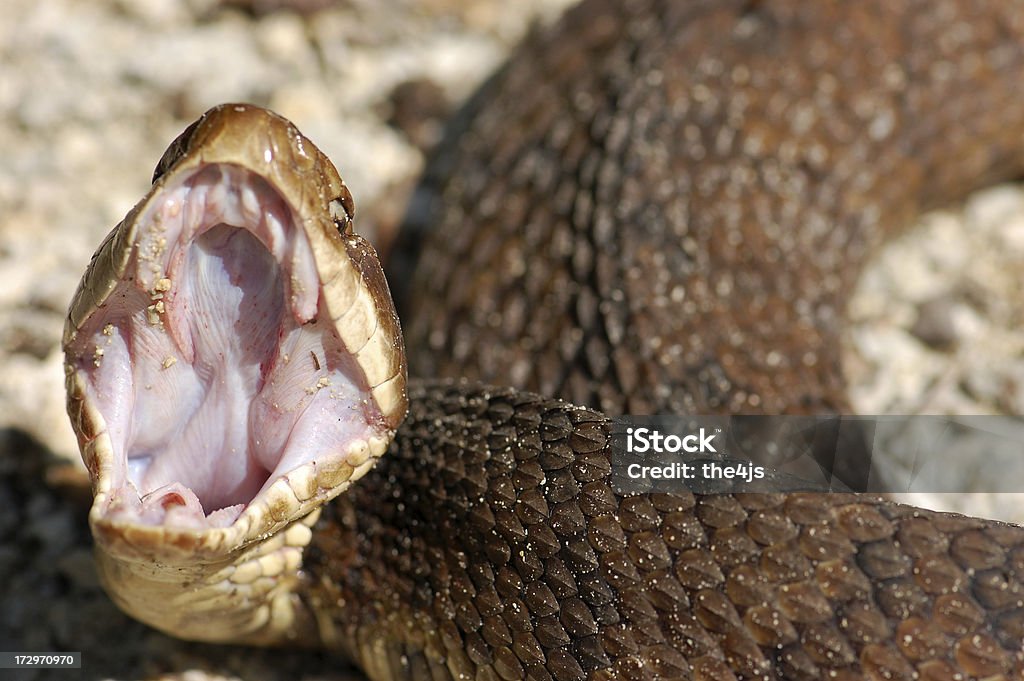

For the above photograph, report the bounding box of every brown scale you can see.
[397,0,1024,419]
[305,383,1024,679]
[308,0,1024,678]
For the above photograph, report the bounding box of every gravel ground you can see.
[2,1,1023,679]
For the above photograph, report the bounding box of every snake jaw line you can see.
[63,104,407,644]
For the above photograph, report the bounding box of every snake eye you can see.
[329,186,355,234]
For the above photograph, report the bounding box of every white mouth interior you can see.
[72,164,379,529]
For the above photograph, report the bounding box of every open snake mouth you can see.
[72,166,371,528]
[64,106,407,540]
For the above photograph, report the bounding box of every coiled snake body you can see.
[63,0,1024,679]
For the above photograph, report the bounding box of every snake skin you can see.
[308,383,1024,679]
[399,0,1024,417]
[329,0,1024,678]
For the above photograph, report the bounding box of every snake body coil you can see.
[64,0,1024,679]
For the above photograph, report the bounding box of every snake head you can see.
[62,104,407,643]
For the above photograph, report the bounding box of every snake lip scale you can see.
[64,0,1024,678]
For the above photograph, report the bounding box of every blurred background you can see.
[2,0,1024,678]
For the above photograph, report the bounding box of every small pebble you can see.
[909,294,960,351]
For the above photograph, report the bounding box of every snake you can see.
[62,0,1024,679]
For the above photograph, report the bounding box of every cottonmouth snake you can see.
[63,0,1024,679]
